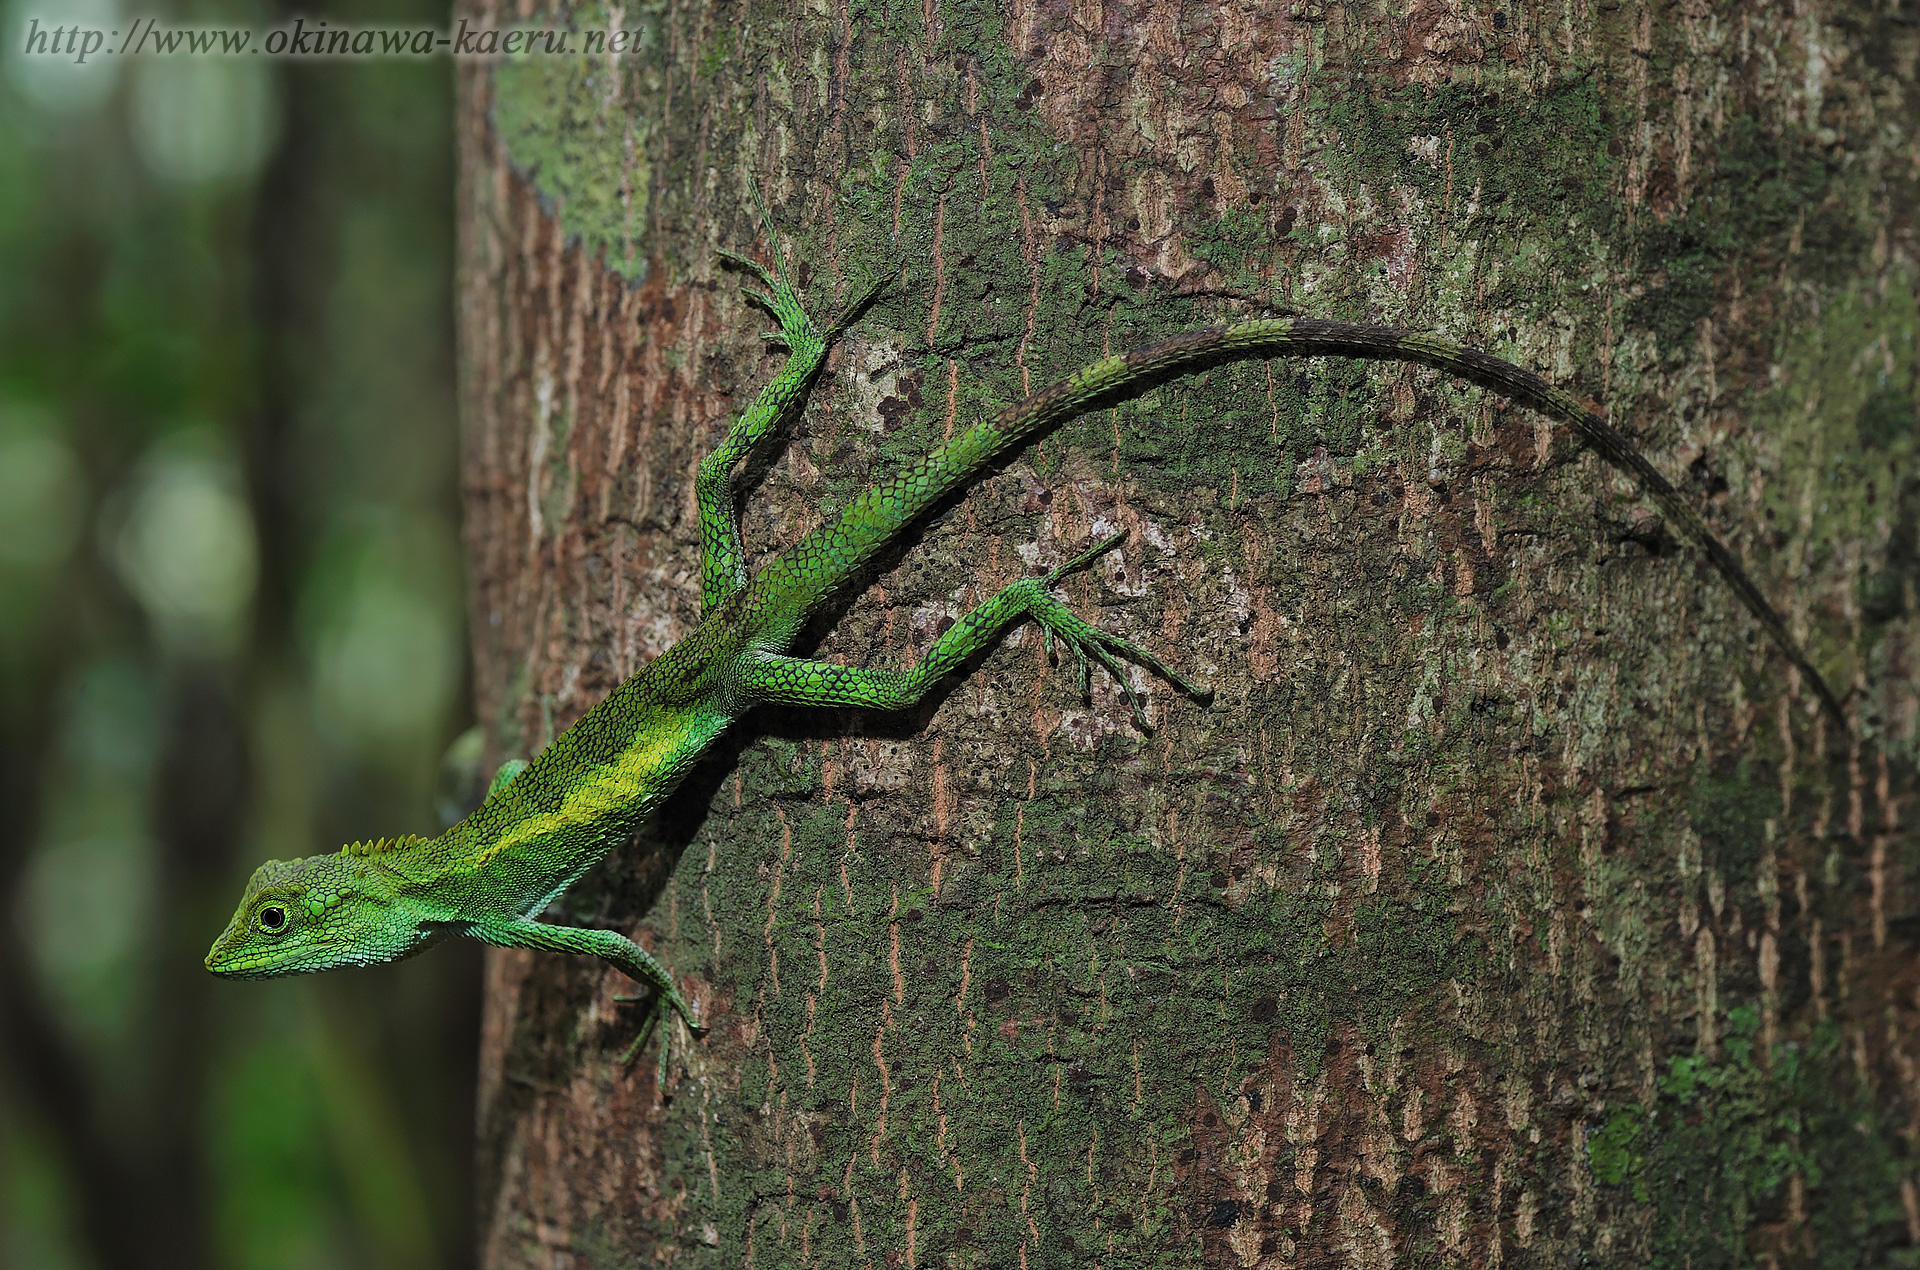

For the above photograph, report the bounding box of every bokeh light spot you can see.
[4,0,121,116]
[109,435,258,655]
[315,579,457,747]
[0,420,85,570]
[129,54,279,187]
[18,833,157,1038]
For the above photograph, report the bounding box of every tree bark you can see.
[456,0,1918,1263]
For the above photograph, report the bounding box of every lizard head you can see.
[205,849,429,978]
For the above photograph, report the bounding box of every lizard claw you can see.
[1026,531,1213,732]
[616,1005,661,1068]
[735,284,780,316]
[1045,528,1128,584]
[826,258,903,340]
[719,179,897,352]
[614,979,705,1068]
[715,245,780,290]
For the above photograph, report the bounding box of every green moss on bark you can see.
[1593,1007,1916,1268]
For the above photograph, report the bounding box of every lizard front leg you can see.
[467,914,701,1063]
[737,531,1210,730]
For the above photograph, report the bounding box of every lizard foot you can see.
[716,176,899,355]
[1025,531,1214,732]
[614,982,707,1071]
[714,176,821,354]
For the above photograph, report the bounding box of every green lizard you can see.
[206,186,1842,1060]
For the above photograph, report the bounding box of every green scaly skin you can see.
[206,190,1842,1062]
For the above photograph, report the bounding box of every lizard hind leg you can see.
[696,180,834,614]
[699,176,903,620]
[697,177,895,617]
[738,530,1213,732]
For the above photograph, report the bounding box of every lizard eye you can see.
[258,905,288,933]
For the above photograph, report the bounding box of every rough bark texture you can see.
[456,0,1918,1263]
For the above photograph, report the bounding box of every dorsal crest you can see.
[340,834,428,859]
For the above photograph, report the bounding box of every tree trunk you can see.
[455,0,1917,1263]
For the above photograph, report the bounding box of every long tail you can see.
[750,316,1843,724]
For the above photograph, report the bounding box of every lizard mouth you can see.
[203,932,332,979]
[204,946,285,979]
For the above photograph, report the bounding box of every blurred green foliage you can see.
[0,0,476,1266]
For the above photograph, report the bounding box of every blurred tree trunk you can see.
[456,0,1917,1263]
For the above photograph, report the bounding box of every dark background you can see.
[0,0,479,1265]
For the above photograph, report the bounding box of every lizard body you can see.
[207,191,1841,1058]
